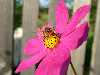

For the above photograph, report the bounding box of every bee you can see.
[43,27,61,40]
[43,27,55,38]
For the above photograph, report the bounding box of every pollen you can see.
[44,35,60,48]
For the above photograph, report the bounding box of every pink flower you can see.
[15,1,90,75]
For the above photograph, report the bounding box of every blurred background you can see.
[0,0,100,75]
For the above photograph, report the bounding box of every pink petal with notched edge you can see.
[61,22,89,52]
[64,5,90,35]
[23,37,44,56]
[35,42,70,75]
[15,50,47,73]
[55,0,69,33]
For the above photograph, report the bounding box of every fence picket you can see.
[49,0,57,25]
[90,0,100,75]
[21,0,39,75]
[0,0,13,75]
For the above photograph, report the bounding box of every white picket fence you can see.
[0,0,100,75]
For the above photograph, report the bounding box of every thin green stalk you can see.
[70,61,78,75]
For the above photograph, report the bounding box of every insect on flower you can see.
[15,0,90,75]
[42,27,61,48]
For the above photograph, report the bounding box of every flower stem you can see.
[70,61,78,75]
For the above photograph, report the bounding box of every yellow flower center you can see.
[44,35,60,48]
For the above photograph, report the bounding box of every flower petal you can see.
[55,0,69,33]
[60,57,71,75]
[35,42,70,75]
[64,5,90,35]
[23,37,45,56]
[35,58,70,75]
[61,22,89,52]
[15,50,47,73]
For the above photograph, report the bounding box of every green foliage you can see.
[83,0,97,75]
[37,8,48,27]
[14,1,22,30]
[89,0,97,31]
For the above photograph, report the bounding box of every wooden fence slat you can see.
[90,0,100,75]
[0,0,13,75]
[21,0,39,75]
[49,0,57,25]
[68,0,91,75]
